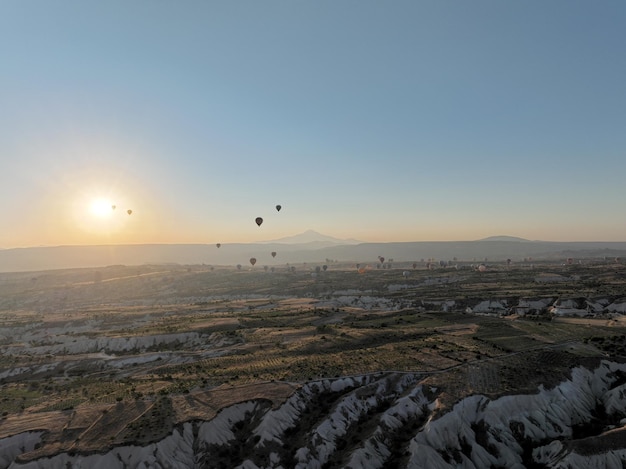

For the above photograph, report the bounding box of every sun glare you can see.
[89,198,115,218]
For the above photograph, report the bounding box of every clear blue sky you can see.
[1,1,625,247]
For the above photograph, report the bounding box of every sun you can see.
[89,198,115,218]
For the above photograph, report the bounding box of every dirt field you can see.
[1,260,625,460]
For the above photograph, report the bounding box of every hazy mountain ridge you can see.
[2,232,626,272]
[260,229,362,245]
[477,235,532,242]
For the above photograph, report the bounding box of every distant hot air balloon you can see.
[356,263,361,269]
[275,205,282,212]
[250,257,257,266]
[412,262,418,269]
[566,257,574,265]
[255,217,263,227]
[378,256,385,264]
[127,209,132,215]
[322,265,328,271]
[236,264,242,270]
[478,264,487,272]
[111,205,116,210]
[271,251,277,258]
[216,243,221,248]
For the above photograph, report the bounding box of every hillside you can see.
[2,236,626,272]
[1,262,626,467]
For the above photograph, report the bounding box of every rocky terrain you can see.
[1,261,625,468]
[3,359,626,468]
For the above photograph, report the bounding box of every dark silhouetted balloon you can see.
[412,262,417,269]
[322,265,328,271]
[250,257,257,266]
[271,251,277,258]
[276,205,282,212]
[378,256,385,264]
[216,243,221,248]
[127,209,132,215]
[255,217,263,227]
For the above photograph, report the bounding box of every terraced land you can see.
[0,260,625,464]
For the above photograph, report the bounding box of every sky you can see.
[1,1,625,248]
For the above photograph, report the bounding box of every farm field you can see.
[1,260,626,466]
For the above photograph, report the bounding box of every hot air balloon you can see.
[216,243,221,248]
[275,205,282,212]
[236,264,242,270]
[478,264,487,272]
[271,251,277,258]
[412,262,418,269]
[250,257,257,266]
[322,265,328,271]
[127,209,132,215]
[378,256,385,264]
[255,217,263,227]
[111,205,116,210]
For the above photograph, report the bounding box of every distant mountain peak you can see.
[262,230,361,245]
[477,235,530,242]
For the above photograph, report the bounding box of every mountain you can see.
[261,229,361,245]
[3,238,626,273]
[477,235,531,242]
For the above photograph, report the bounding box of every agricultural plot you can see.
[0,260,625,461]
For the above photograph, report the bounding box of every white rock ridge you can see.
[3,361,626,469]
